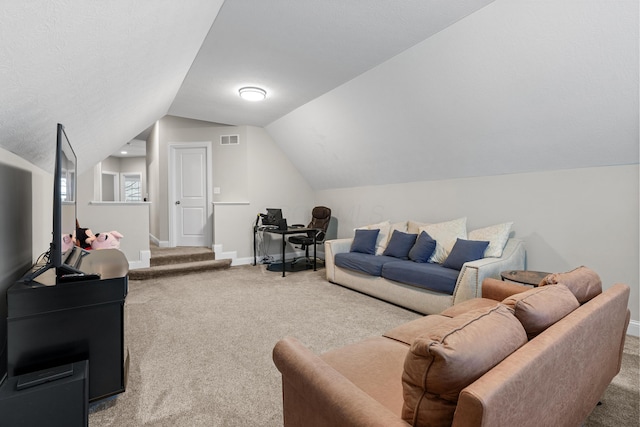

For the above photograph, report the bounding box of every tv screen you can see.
[51,124,78,273]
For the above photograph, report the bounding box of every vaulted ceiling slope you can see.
[0,0,224,174]
[266,0,639,190]
[1,1,637,189]
[0,0,495,174]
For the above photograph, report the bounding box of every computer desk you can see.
[261,227,319,277]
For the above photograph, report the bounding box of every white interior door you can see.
[171,146,208,247]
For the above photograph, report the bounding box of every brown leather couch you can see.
[273,268,630,427]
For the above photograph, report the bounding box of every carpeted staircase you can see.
[128,245,232,280]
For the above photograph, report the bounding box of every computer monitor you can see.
[262,208,283,226]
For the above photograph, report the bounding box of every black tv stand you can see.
[7,249,129,402]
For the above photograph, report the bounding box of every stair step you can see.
[129,259,231,280]
[150,251,215,267]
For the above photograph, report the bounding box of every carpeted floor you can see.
[89,265,639,426]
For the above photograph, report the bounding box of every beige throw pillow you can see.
[419,217,467,264]
[468,222,513,258]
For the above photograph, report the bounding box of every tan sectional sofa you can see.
[273,269,631,427]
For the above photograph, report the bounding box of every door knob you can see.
[175,201,181,205]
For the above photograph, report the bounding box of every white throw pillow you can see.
[407,220,429,235]
[468,222,513,258]
[419,217,467,263]
[358,220,392,255]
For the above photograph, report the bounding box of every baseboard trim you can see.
[627,319,639,337]
[129,250,151,270]
[149,233,169,248]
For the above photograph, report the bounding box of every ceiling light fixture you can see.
[239,86,266,101]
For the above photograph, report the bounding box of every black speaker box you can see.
[0,360,88,427]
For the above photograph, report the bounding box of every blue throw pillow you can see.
[408,231,436,263]
[350,229,379,254]
[442,238,490,270]
[382,230,417,259]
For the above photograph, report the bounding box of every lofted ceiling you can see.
[0,0,637,189]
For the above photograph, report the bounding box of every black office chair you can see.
[289,206,331,267]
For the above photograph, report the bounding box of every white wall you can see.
[77,166,150,267]
[315,164,639,332]
[0,147,52,262]
[212,126,315,263]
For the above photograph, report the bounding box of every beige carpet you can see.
[89,265,639,426]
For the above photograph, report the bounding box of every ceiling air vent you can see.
[220,134,239,145]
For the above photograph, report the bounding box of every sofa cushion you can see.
[402,305,527,427]
[358,220,391,255]
[419,217,467,264]
[439,298,499,317]
[383,314,451,346]
[408,231,436,263]
[442,238,489,270]
[468,222,513,258]
[381,261,459,295]
[382,230,417,260]
[538,266,602,304]
[502,284,580,338]
[334,252,398,276]
[407,220,430,234]
[350,228,379,254]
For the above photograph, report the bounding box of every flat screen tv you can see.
[51,123,79,274]
[24,123,81,282]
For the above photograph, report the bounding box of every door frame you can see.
[168,141,213,248]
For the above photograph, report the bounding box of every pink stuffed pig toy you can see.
[91,231,124,250]
[61,233,76,252]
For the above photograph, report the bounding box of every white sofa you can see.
[325,237,526,314]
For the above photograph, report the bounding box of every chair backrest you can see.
[307,206,331,241]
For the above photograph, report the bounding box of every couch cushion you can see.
[538,266,602,304]
[358,220,392,255]
[381,261,459,295]
[382,230,417,260]
[468,222,513,258]
[439,298,499,317]
[350,228,379,254]
[502,284,580,338]
[419,217,467,263]
[334,252,398,276]
[320,336,411,418]
[442,238,489,270]
[402,305,527,427]
[383,315,451,346]
[408,231,436,263]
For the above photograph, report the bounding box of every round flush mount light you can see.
[238,86,266,101]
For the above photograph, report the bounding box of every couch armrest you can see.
[452,239,526,305]
[325,238,353,282]
[273,336,410,427]
[481,278,530,301]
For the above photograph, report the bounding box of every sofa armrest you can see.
[325,238,353,282]
[273,336,410,427]
[481,278,530,301]
[452,239,526,305]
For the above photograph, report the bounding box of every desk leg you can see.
[253,227,257,266]
[281,236,286,277]
[313,234,317,271]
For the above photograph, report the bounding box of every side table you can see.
[500,270,550,287]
